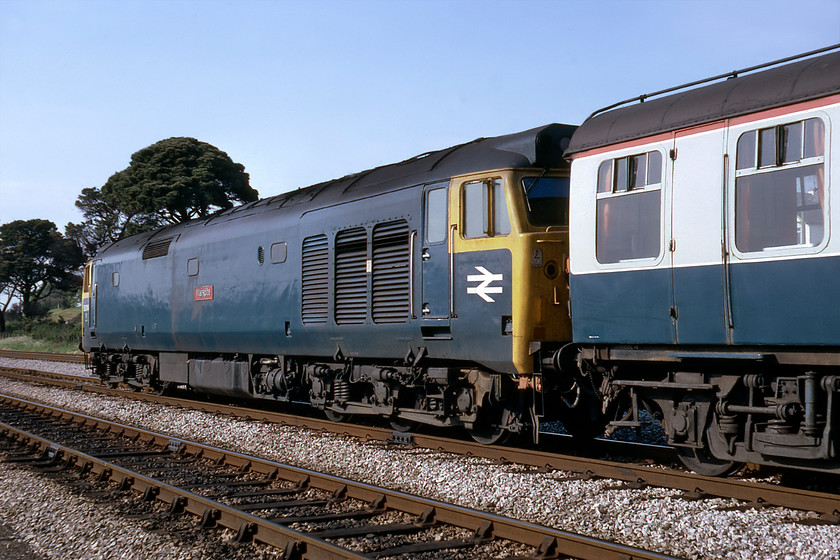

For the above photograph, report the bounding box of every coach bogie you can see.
[589,351,840,474]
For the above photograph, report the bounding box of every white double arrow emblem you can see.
[466,266,504,303]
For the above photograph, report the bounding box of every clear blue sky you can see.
[2,0,839,231]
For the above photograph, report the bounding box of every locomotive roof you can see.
[566,49,840,156]
[220,122,575,214]
[96,123,575,258]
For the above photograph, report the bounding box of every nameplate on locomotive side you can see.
[194,285,214,301]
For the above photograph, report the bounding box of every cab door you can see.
[82,261,98,340]
[450,175,514,372]
[420,182,451,335]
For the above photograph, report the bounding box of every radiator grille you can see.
[334,228,368,324]
[372,220,410,323]
[301,234,329,324]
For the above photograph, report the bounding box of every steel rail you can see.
[0,394,676,560]
[0,421,371,560]
[0,350,85,363]
[1,366,838,518]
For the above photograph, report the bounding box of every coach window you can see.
[734,117,826,253]
[463,178,510,238]
[595,151,662,264]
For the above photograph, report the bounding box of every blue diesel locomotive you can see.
[82,124,577,445]
[565,48,840,475]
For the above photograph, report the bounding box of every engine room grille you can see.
[301,234,329,324]
[372,220,410,323]
[334,227,368,324]
[142,236,176,259]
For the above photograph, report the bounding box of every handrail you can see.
[408,230,416,319]
[449,224,457,318]
[585,44,840,121]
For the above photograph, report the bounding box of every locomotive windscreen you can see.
[522,176,570,226]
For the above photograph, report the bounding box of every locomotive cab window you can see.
[595,151,662,264]
[734,117,826,253]
[463,178,510,238]
[522,176,570,226]
[425,185,448,244]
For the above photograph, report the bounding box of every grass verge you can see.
[0,334,83,354]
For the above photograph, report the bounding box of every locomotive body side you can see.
[82,124,576,443]
[566,50,840,474]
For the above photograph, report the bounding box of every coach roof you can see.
[566,49,840,156]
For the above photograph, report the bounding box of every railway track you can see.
[1,361,838,520]
[0,350,84,363]
[0,394,675,560]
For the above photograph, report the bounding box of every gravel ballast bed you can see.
[0,358,91,378]
[0,358,838,559]
[0,463,216,560]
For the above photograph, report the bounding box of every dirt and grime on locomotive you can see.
[81,123,578,444]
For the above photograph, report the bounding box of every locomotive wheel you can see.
[389,417,418,433]
[324,408,350,423]
[676,446,744,477]
[468,406,511,445]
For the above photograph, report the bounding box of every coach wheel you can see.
[324,408,350,423]
[676,446,743,477]
[154,382,172,396]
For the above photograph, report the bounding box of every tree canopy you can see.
[68,137,258,257]
[0,219,84,319]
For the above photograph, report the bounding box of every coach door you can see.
[724,115,832,345]
[420,182,451,335]
[669,124,729,345]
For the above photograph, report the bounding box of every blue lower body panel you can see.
[729,255,840,345]
[570,267,674,344]
[571,254,840,347]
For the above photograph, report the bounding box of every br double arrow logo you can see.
[466,266,503,303]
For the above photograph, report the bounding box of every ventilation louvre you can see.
[335,228,368,325]
[142,236,176,259]
[301,235,329,324]
[372,220,410,323]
